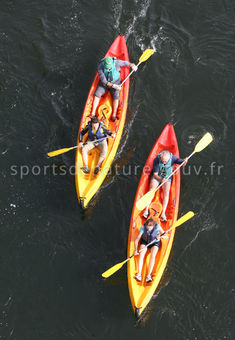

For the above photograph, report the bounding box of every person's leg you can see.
[137,244,147,276]
[112,99,119,119]
[90,96,100,117]
[91,83,106,117]
[147,245,159,277]
[161,181,171,220]
[110,82,121,120]
[81,143,95,168]
[94,140,108,172]
[143,178,160,218]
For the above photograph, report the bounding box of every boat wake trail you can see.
[124,0,152,41]
[112,0,123,30]
[112,0,152,41]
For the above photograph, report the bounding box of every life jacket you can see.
[141,223,161,243]
[102,57,120,82]
[87,121,107,143]
[157,152,173,178]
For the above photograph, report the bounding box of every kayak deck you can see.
[127,124,180,317]
[75,35,130,208]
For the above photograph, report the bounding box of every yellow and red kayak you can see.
[127,123,181,318]
[75,35,130,208]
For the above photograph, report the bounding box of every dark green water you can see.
[1,0,235,339]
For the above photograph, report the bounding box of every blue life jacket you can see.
[141,223,161,243]
[102,57,120,82]
[88,121,107,143]
[158,152,173,178]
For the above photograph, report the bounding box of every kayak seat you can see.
[98,103,112,122]
[149,202,162,220]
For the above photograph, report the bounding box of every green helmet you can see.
[103,57,114,69]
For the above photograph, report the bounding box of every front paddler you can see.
[90,56,137,121]
[78,117,115,174]
[142,150,188,221]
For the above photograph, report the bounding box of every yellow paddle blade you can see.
[139,49,155,64]
[193,132,213,153]
[102,260,126,278]
[47,146,75,157]
[173,211,194,229]
[136,189,155,211]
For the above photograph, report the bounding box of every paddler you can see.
[89,56,137,121]
[142,150,188,221]
[78,116,115,174]
[134,217,166,283]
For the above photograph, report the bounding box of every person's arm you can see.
[97,63,109,86]
[116,60,137,72]
[152,157,163,182]
[153,172,163,182]
[172,155,188,166]
[97,63,119,88]
[159,225,164,235]
[159,225,169,239]
[102,125,114,137]
[79,125,89,143]
[115,60,131,68]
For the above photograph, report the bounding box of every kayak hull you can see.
[75,35,130,208]
[127,124,180,317]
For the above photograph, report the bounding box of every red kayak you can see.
[127,123,181,317]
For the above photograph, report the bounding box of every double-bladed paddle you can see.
[102,211,195,279]
[47,136,112,158]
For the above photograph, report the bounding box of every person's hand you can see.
[134,250,139,256]
[78,142,83,148]
[131,63,138,72]
[112,84,121,91]
[183,157,188,166]
[161,178,168,184]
